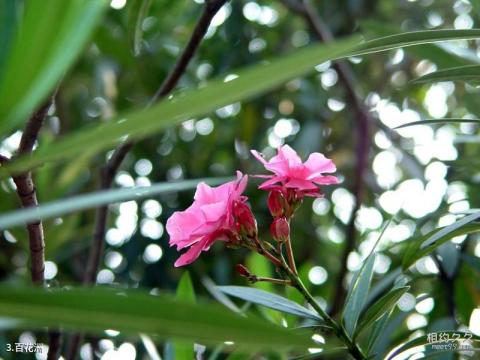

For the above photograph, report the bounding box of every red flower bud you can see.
[267,190,286,218]
[233,201,257,238]
[270,217,290,242]
[235,264,252,278]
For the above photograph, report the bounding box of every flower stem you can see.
[285,235,298,275]
[281,260,365,359]
[254,277,292,285]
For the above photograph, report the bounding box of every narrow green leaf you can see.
[349,29,480,57]
[394,118,480,129]
[7,29,480,174]
[386,332,480,360]
[343,254,376,336]
[360,21,478,68]
[402,213,480,270]
[202,277,243,314]
[174,272,196,360]
[133,0,153,56]
[218,286,322,321]
[0,0,108,134]
[412,64,480,83]
[355,286,410,337]
[0,286,312,349]
[0,177,230,229]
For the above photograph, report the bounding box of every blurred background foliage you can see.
[1,0,480,359]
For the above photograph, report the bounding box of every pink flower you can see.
[251,145,338,197]
[166,172,248,267]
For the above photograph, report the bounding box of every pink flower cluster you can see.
[166,146,338,267]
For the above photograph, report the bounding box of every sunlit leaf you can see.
[342,254,376,336]
[355,286,410,337]
[6,29,480,174]
[218,286,323,322]
[402,213,480,270]
[0,177,230,229]
[394,118,480,129]
[412,64,480,83]
[0,0,108,134]
[0,286,312,349]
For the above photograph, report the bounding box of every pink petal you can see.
[277,145,302,166]
[285,178,317,190]
[174,237,207,267]
[312,175,340,185]
[258,176,284,189]
[194,182,215,202]
[304,153,337,176]
[251,150,268,165]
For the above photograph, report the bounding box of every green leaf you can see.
[386,332,480,360]
[0,286,312,349]
[394,118,480,129]
[355,286,410,337]
[218,286,323,322]
[360,21,478,68]
[7,29,480,174]
[342,254,376,336]
[462,253,480,273]
[0,0,108,134]
[174,272,196,360]
[402,213,480,270]
[0,177,230,229]
[412,64,480,84]
[132,0,153,56]
[349,29,480,57]
[0,0,18,77]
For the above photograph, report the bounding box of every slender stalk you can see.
[280,258,365,360]
[254,277,292,285]
[285,235,297,275]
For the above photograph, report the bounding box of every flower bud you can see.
[270,217,290,242]
[267,190,286,218]
[235,264,252,278]
[233,201,257,238]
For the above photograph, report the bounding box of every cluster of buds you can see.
[232,201,257,239]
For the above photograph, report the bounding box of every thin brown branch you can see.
[3,96,59,357]
[280,0,371,316]
[65,2,229,358]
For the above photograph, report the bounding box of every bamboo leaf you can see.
[412,64,480,83]
[0,286,312,349]
[0,177,230,229]
[0,0,108,134]
[394,118,480,129]
[6,29,480,174]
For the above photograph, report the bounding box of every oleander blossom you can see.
[251,145,339,197]
[166,172,248,267]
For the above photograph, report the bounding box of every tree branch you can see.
[280,0,371,316]
[1,96,61,358]
[65,1,229,358]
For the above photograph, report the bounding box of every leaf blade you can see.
[342,254,376,336]
[355,286,410,337]
[218,286,323,321]
[0,286,312,349]
[0,177,230,229]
